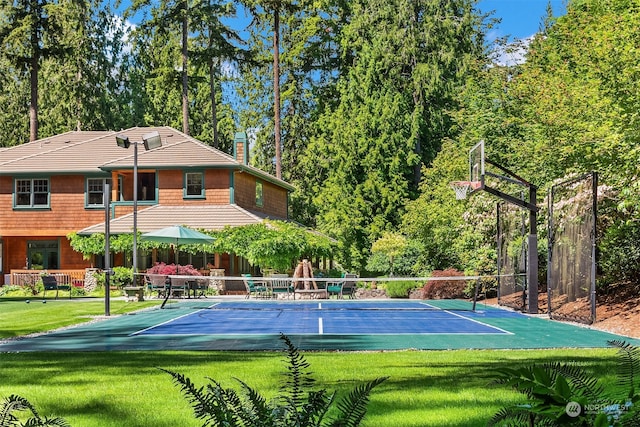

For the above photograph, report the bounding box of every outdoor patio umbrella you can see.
[140,225,215,308]
[141,225,215,271]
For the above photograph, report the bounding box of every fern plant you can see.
[489,340,640,426]
[162,334,388,427]
[0,394,69,427]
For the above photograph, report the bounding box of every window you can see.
[255,180,263,207]
[184,172,204,198]
[118,172,157,202]
[27,240,59,269]
[15,178,49,208]
[87,178,111,207]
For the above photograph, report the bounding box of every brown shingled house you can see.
[0,126,293,285]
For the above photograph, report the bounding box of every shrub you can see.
[489,340,640,426]
[384,280,422,298]
[0,394,69,426]
[0,285,27,297]
[163,334,387,427]
[422,268,468,299]
[146,262,201,276]
[110,266,133,288]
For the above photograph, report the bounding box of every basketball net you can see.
[450,181,480,200]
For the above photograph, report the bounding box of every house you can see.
[0,127,293,285]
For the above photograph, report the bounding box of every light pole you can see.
[115,131,162,279]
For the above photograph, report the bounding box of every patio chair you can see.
[144,274,168,298]
[242,274,268,299]
[326,279,344,299]
[192,278,209,298]
[269,274,293,299]
[340,273,359,299]
[169,277,188,298]
[42,275,59,300]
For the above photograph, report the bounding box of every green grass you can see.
[0,298,162,338]
[0,298,623,426]
[0,348,620,426]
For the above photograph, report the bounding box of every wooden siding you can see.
[0,175,106,236]
[158,169,230,205]
[2,236,87,274]
[234,171,288,218]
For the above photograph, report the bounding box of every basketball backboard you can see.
[469,140,485,192]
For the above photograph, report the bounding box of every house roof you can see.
[77,204,287,235]
[0,126,293,190]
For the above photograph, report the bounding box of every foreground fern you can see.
[162,334,388,427]
[489,340,640,426]
[0,394,69,427]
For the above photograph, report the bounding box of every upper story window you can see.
[87,178,111,207]
[15,178,49,208]
[118,172,157,202]
[184,172,204,198]
[255,180,264,207]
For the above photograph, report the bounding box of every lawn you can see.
[0,298,623,426]
[0,297,162,338]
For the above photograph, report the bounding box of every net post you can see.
[526,186,538,314]
[471,280,480,312]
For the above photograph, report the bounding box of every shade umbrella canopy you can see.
[140,225,215,308]
[140,225,215,245]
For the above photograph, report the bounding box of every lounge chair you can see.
[242,274,268,299]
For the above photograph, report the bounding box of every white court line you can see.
[319,317,324,334]
[129,303,221,336]
[443,310,514,335]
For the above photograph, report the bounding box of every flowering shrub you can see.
[422,268,468,299]
[146,262,201,276]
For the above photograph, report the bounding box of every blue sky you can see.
[478,0,567,41]
[122,1,567,43]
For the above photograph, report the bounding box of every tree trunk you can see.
[209,58,219,148]
[181,0,189,135]
[273,9,282,179]
[29,27,39,142]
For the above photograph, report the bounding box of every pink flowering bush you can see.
[146,262,201,276]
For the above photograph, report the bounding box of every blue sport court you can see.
[0,298,638,352]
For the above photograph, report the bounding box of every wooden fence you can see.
[9,270,87,287]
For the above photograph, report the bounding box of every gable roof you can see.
[77,204,286,235]
[0,126,293,190]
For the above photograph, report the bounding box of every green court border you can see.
[0,298,638,352]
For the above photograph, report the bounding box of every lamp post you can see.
[115,131,162,278]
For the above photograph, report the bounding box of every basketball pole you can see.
[458,143,540,314]
[527,185,538,314]
[478,163,539,314]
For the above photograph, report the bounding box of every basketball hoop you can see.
[450,181,481,200]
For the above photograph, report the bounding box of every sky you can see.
[478,0,567,41]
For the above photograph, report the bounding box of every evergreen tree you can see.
[190,0,248,150]
[302,0,484,271]
[39,0,130,134]
[0,0,80,141]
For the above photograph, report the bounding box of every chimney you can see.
[234,131,248,165]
